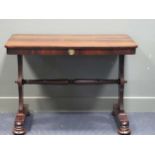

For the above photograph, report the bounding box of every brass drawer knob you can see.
[68,49,75,55]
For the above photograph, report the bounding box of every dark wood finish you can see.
[112,55,131,135]
[7,48,136,55]
[13,55,30,135]
[22,79,119,85]
[5,34,137,135]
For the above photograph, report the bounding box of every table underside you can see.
[8,53,132,135]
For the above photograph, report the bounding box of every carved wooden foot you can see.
[13,104,30,135]
[117,113,131,135]
[112,103,131,135]
[13,113,26,135]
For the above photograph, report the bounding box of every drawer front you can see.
[7,48,136,55]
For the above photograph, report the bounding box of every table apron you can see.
[7,48,136,55]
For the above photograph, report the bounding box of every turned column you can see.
[118,55,125,112]
[17,55,24,112]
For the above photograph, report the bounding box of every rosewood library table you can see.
[5,34,137,135]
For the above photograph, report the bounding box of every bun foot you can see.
[117,113,131,135]
[13,126,26,135]
[13,112,26,135]
[118,127,131,135]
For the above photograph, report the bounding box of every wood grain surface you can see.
[5,34,138,48]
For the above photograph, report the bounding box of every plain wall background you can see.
[0,19,155,112]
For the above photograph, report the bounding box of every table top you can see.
[5,34,137,48]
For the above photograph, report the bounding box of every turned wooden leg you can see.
[112,55,131,135]
[13,55,29,135]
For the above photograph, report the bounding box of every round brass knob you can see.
[68,49,75,56]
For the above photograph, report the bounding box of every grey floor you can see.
[0,112,155,135]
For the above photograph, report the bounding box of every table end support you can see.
[13,55,30,135]
[112,55,131,135]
